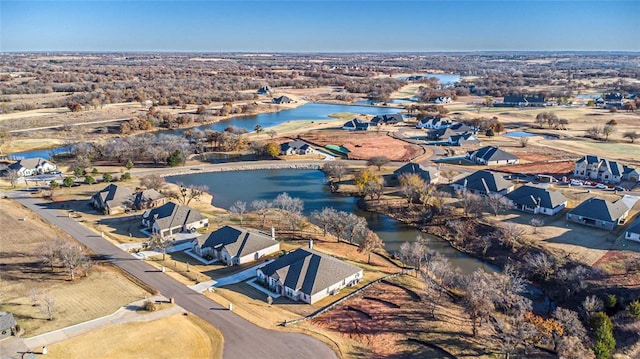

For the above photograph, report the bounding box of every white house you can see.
[256,243,363,304]
[279,140,318,156]
[506,184,567,215]
[466,146,520,165]
[342,118,370,131]
[142,202,208,238]
[434,96,452,104]
[192,225,280,265]
[451,170,515,196]
[626,219,640,242]
[416,117,453,130]
[573,155,638,184]
[7,157,57,177]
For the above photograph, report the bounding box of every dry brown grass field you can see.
[45,313,223,359]
[0,197,149,336]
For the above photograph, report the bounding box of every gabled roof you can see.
[280,140,312,152]
[259,248,362,297]
[627,218,640,235]
[468,146,519,162]
[93,184,135,208]
[273,96,292,104]
[199,225,277,258]
[343,118,369,129]
[143,202,205,230]
[371,113,403,125]
[8,157,54,171]
[394,163,438,183]
[576,155,601,165]
[454,170,513,193]
[503,95,546,104]
[569,197,629,222]
[0,312,16,330]
[506,184,567,209]
[135,189,165,204]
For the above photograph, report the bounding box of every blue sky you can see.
[1,1,638,52]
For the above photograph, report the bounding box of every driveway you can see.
[9,192,337,359]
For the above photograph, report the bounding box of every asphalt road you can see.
[10,192,337,359]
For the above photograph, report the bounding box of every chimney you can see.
[536,197,541,206]
[271,227,275,240]
[463,179,468,188]
[308,239,313,250]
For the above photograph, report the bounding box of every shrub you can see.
[605,294,617,308]
[629,300,640,319]
[121,172,131,181]
[62,176,75,187]
[102,173,113,182]
[142,300,157,312]
[84,175,96,185]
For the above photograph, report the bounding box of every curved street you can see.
[9,192,337,359]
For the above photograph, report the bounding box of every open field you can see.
[300,129,423,161]
[45,313,223,359]
[0,197,149,336]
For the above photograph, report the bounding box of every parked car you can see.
[595,184,608,189]
[614,186,627,191]
[570,179,583,186]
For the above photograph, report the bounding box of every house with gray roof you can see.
[91,184,135,215]
[506,184,567,215]
[134,189,167,210]
[393,163,439,184]
[500,95,546,107]
[370,113,403,126]
[466,146,520,165]
[342,118,370,131]
[257,243,363,304]
[566,197,630,231]
[451,170,514,196]
[279,140,318,156]
[193,225,280,265]
[625,218,640,243]
[416,116,452,129]
[272,96,293,104]
[0,312,17,340]
[448,132,480,146]
[573,155,638,183]
[7,157,57,177]
[142,202,208,238]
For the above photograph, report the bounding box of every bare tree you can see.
[29,287,42,307]
[322,162,348,191]
[519,137,530,147]
[310,207,338,237]
[367,156,390,171]
[39,237,66,271]
[266,130,277,140]
[147,234,173,262]
[602,124,615,141]
[230,200,247,224]
[581,295,603,318]
[457,190,483,217]
[441,169,457,184]
[251,200,272,227]
[556,335,595,359]
[39,294,56,321]
[431,190,451,215]
[530,218,544,234]
[525,253,558,282]
[485,193,511,216]
[342,213,368,244]
[59,242,89,281]
[399,173,425,207]
[463,271,496,336]
[499,222,527,250]
[586,126,602,140]
[623,130,638,143]
[169,183,209,206]
[140,174,166,190]
[363,178,384,201]
[399,239,427,274]
[358,229,384,264]
[5,169,20,188]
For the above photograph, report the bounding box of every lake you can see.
[11,103,401,159]
[167,168,494,273]
[397,73,462,85]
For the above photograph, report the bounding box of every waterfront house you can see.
[193,225,280,265]
[256,243,363,304]
[279,140,318,156]
[342,118,370,131]
[134,189,167,210]
[142,202,208,238]
[91,184,135,215]
[451,170,514,196]
[566,197,630,231]
[7,157,57,177]
[466,146,520,165]
[506,184,567,215]
[272,96,293,104]
[370,114,403,126]
[393,163,439,184]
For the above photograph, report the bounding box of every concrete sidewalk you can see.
[189,260,274,293]
[0,295,184,358]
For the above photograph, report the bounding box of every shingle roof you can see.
[394,163,438,183]
[506,184,567,209]
[343,118,369,130]
[627,218,640,235]
[93,184,135,208]
[0,312,16,330]
[280,140,312,152]
[260,248,362,297]
[454,170,513,193]
[144,202,205,231]
[199,225,277,258]
[468,146,519,162]
[569,197,629,222]
[8,157,54,171]
[371,113,403,125]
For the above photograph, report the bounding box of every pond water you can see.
[397,74,462,85]
[354,99,415,105]
[504,131,537,138]
[12,103,401,159]
[574,94,602,99]
[167,169,495,274]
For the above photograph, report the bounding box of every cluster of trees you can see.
[535,112,569,130]
[40,237,92,281]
